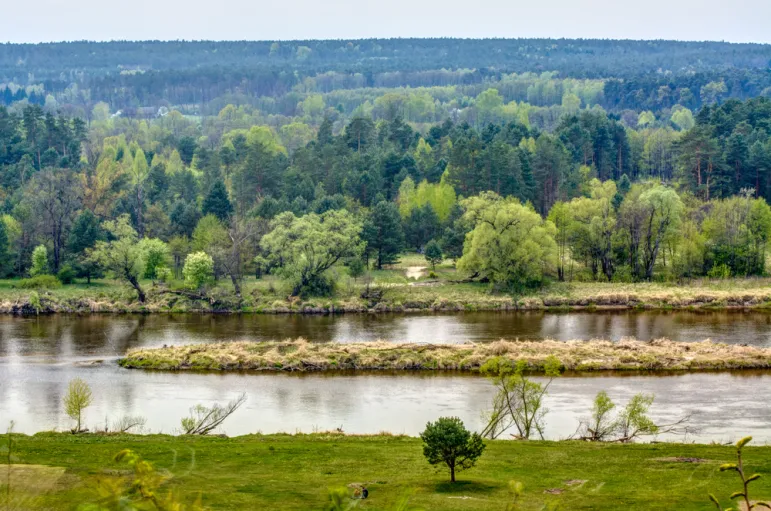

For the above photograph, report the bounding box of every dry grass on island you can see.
[118,337,771,373]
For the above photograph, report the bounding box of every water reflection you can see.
[0,361,768,442]
[1,310,771,361]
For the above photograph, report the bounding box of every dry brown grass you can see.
[119,337,771,373]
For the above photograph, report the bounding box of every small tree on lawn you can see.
[420,416,485,483]
[424,239,443,270]
[64,378,93,433]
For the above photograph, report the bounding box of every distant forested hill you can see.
[1,38,770,114]
[2,39,771,79]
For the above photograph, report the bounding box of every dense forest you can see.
[2,39,771,117]
[1,39,771,298]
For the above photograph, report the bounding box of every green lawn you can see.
[7,433,771,510]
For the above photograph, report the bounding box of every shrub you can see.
[183,251,214,289]
[57,264,76,284]
[13,275,62,289]
[29,245,49,276]
[156,266,173,283]
[420,416,485,482]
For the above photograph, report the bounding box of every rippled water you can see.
[0,311,770,441]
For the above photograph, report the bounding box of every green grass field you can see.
[6,433,771,510]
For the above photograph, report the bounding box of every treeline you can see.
[2,39,771,118]
[1,98,771,293]
[3,39,770,80]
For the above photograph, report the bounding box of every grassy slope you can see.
[10,433,771,510]
[4,253,771,313]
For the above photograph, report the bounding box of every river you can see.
[0,311,770,442]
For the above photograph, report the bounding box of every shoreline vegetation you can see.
[118,338,771,373]
[6,275,771,315]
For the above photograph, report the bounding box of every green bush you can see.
[57,265,76,284]
[13,275,62,289]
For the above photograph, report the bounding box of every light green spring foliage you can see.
[709,436,771,511]
[618,181,684,280]
[30,245,49,276]
[563,179,617,280]
[79,449,204,511]
[88,215,146,297]
[480,356,561,440]
[64,378,93,433]
[457,192,558,289]
[701,194,771,276]
[192,215,228,254]
[397,175,457,222]
[138,238,170,280]
[260,210,364,295]
[671,107,695,130]
[183,252,214,290]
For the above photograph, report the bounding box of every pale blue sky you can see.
[3,0,770,44]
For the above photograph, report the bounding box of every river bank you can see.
[7,432,771,510]
[118,338,771,372]
[5,276,771,315]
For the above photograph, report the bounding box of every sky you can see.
[2,0,771,44]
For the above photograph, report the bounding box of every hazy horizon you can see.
[3,0,770,45]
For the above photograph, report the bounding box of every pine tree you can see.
[202,181,233,221]
[362,201,405,269]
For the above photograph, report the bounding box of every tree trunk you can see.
[450,464,456,482]
[231,274,242,297]
[128,275,146,303]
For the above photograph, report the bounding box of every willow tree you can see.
[619,182,683,280]
[260,209,364,296]
[457,192,558,290]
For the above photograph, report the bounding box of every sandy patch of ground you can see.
[405,266,426,280]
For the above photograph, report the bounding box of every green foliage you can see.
[79,449,204,511]
[0,219,8,278]
[30,245,49,276]
[424,240,443,269]
[28,291,41,314]
[420,416,486,483]
[480,356,561,440]
[458,192,558,290]
[64,378,92,433]
[403,203,441,251]
[709,436,771,511]
[56,264,76,284]
[578,391,663,442]
[89,215,147,302]
[183,252,214,290]
[202,181,233,221]
[261,210,364,296]
[702,195,771,277]
[13,275,62,289]
[363,201,405,269]
[138,238,169,280]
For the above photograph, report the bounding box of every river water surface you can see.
[1,311,770,442]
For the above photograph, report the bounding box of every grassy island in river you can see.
[118,338,771,372]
